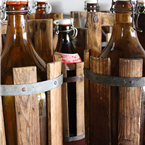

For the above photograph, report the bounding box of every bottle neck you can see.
[86,3,99,12]
[6,4,29,42]
[35,2,47,19]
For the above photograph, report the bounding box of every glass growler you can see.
[54,19,85,145]
[34,0,52,19]
[0,0,47,145]
[99,0,145,145]
[137,0,145,50]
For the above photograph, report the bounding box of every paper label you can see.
[54,52,81,70]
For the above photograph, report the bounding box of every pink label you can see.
[54,52,82,70]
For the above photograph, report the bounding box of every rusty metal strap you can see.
[84,67,145,87]
[63,75,84,83]
[0,74,63,96]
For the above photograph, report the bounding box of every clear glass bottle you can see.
[99,0,145,145]
[1,1,47,145]
[54,19,85,145]
[34,0,52,19]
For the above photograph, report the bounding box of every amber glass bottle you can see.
[137,0,145,50]
[54,19,85,145]
[1,1,47,145]
[99,0,145,145]
[34,0,52,19]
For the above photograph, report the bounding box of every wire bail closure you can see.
[33,1,52,14]
[110,0,143,32]
[54,18,78,39]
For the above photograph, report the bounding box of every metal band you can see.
[0,74,63,96]
[63,134,85,142]
[63,75,84,83]
[84,67,145,87]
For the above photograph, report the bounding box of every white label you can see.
[54,52,82,70]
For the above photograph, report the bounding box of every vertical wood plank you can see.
[90,56,111,145]
[86,12,102,56]
[84,49,90,145]
[118,59,143,145]
[62,64,70,138]
[34,19,53,63]
[27,13,36,20]
[13,66,40,145]
[47,61,63,145]
[0,96,6,145]
[71,11,80,28]
[47,13,63,21]
[76,62,85,136]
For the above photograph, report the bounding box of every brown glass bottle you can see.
[99,1,145,145]
[35,1,47,19]
[1,1,47,145]
[54,19,84,145]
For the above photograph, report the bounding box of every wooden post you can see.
[27,13,36,20]
[62,64,70,138]
[84,49,90,145]
[76,62,85,136]
[34,19,53,63]
[90,56,111,145]
[86,12,102,56]
[118,59,143,145]
[47,61,63,145]
[47,13,63,21]
[0,96,6,145]
[13,67,40,145]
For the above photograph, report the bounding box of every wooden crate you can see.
[84,12,143,145]
[0,60,63,145]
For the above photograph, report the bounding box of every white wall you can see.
[31,0,112,15]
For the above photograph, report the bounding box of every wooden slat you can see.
[0,96,6,145]
[0,22,7,35]
[86,12,102,56]
[101,12,115,27]
[34,19,53,63]
[90,56,111,145]
[118,59,142,145]
[62,64,70,138]
[71,11,87,28]
[76,62,85,136]
[0,24,2,54]
[73,28,87,61]
[84,49,90,145]
[47,13,63,21]
[13,66,40,145]
[47,61,63,145]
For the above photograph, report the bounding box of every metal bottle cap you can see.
[86,0,97,3]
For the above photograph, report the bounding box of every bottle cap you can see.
[86,0,97,4]
[6,0,29,5]
[54,19,72,26]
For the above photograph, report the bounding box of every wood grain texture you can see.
[86,12,102,56]
[0,96,6,145]
[71,11,87,28]
[72,28,87,61]
[62,64,70,138]
[90,56,111,145]
[13,67,40,145]
[34,19,53,63]
[47,13,63,21]
[0,22,7,54]
[76,62,85,136]
[118,59,143,145]
[84,49,90,145]
[101,12,115,27]
[47,61,63,145]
